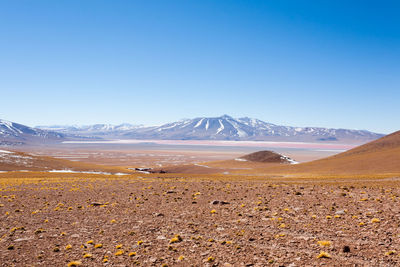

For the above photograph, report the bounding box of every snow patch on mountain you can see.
[216,120,225,134]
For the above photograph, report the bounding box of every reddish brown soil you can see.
[1,174,400,266]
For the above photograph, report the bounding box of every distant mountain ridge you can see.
[37,115,384,143]
[0,119,64,146]
[38,123,144,136]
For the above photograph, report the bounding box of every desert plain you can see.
[1,132,400,267]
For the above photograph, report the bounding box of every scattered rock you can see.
[343,246,351,253]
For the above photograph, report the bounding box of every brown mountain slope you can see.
[240,150,296,163]
[0,149,132,174]
[262,130,400,175]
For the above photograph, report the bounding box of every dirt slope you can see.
[0,149,131,173]
[264,130,400,175]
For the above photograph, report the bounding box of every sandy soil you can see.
[1,174,400,266]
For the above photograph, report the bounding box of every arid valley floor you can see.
[1,134,400,266]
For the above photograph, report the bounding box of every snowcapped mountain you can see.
[129,115,254,140]
[34,115,384,143]
[0,119,64,146]
[37,123,143,136]
[122,115,384,142]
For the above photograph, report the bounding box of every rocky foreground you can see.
[1,175,400,266]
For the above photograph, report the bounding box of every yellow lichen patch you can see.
[137,240,144,245]
[110,219,117,223]
[207,256,215,262]
[10,226,24,233]
[275,233,286,238]
[371,218,381,223]
[210,209,216,214]
[65,244,72,250]
[34,228,45,234]
[168,245,177,252]
[115,244,123,249]
[317,251,331,259]
[83,253,92,258]
[129,252,137,257]
[170,235,183,244]
[86,240,94,245]
[115,250,124,256]
[317,240,331,247]
[385,250,396,256]
[326,215,332,219]
[94,243,103,248]
[67,261,82,267]
[178,255,185,261]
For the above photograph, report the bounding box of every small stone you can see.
[343,246,351,253]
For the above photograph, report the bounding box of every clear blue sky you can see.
[0,0,399,133]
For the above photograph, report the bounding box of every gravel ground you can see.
[1,176,400,266]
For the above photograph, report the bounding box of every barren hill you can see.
[240,150,297,164]
[271,130,400,175]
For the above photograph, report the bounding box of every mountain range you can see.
[0,119,64,146]
[35,115,384,143]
